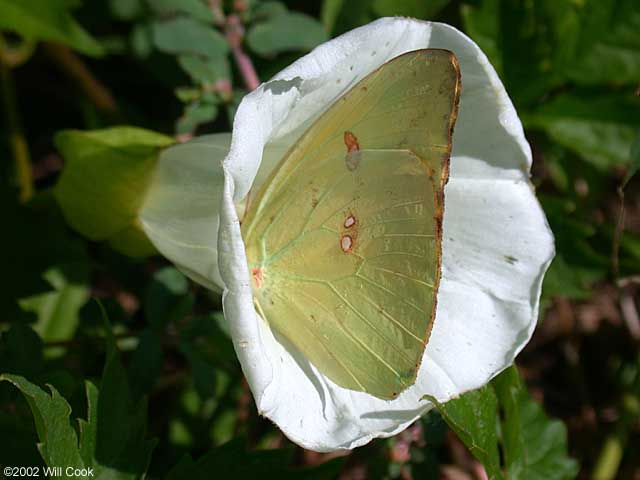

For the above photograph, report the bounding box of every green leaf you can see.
[54,126,174,257]
[144,266,191,329]
[373,0,450,19]
[619,229,640,271]
[166,437,344,479]
[107,222,159,257]
[320,0,346,33]
[0,0,104,56]
[179,342,217,400]
[562,0,640,86]
[540,194,610,274]
[226,89,247,124]
[432,367,578,479]
[78,337,157,479]
[166,439,291,479]
[460,1,591,105]
[320,0,375,35]
[130,23,153,58]
[176,99,219,134]
[1,191,88,317]
[179,53,231,85]
[525,92,640,170]
[152,17,228,58]
[0,374,86,473]
[460,0,502,74]
[174,313,238,403]
[0,394,42,469]
[251,1,288,21]
[180,313,239,373]
[246,12,328,57]
[461,0,640,98]
[498,1,568,106]
[493,367,579,480]
[0,336,157,479]
[427,387,503,480]
[19,266,89,346]
[128,329,163,399]
[542,254,596,301]
[175,86,202,103]
[147,0,214,23]
[109,0,143,21]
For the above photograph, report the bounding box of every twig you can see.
[42,42,119,114]
[592,433,624,480]
[620,291,640,340]
[617,275,640,287]
[209,0,226,26]
[0,36,35,68]
[611,185,625,280]
[209,2,259,91]
[43,330,141,349]
[0,36,34,203]
[592,393,639,480]
[225,14,260,91]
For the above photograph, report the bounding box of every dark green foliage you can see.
[427,386,503,479]
[152,17,227,57]
[53,127,174,256]
[0,0,104,56]
[0,335,156,479]
[493,368,578,480]
[434,367,578,480]
[246,12,328,57]
[166,438,345,479]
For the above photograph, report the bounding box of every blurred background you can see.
[1,1,639,479]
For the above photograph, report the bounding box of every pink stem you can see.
[225,14,260,91]
[231,45,260,90]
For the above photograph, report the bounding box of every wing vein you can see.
[356,293,424,343]
[327,284,414,377]
[356,273,429,315]
[381,233,434,238]
[299,170,351,233]
[372,266,434,288]
[269,293,367,391]
[367,251,426,259]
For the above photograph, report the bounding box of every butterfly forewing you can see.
[241,49,461,399]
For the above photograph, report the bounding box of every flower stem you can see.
[42,42,119,114]
[611,185,625,280]
[225,14,260,91]
[208,0,226,26]
[209,2,260,91]
[0,50,33,203]
[592,434,623,480]
[231,43,260,91]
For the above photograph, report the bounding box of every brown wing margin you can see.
[412,49,461,395]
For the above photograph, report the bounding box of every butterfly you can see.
[241,49,461,399]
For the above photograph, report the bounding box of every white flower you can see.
[139,17,554,452]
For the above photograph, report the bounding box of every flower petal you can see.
[157,17,554,451]
[140,133,231,290]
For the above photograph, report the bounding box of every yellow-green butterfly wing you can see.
[241,49,461,400]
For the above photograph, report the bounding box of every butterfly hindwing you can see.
[242,49,461,399]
